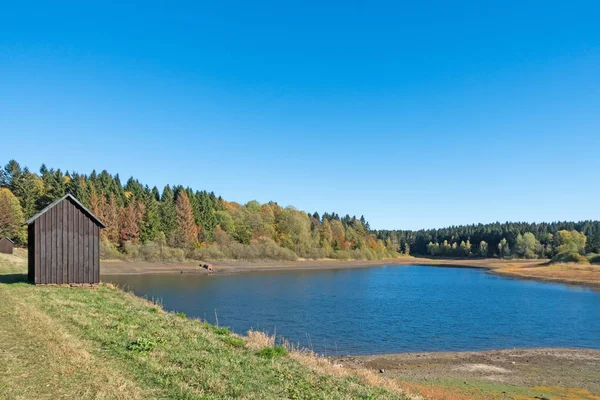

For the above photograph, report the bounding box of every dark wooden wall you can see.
[28,198,100,284]
[0,238,13,254]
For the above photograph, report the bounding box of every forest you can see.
[1,160,599,263]
[0,160,398,262]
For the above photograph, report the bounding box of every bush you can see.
[162,247,185,262]
[254,238,298,261]
[122,241,141,259]
[100,237,122,259]
[587,253,600,264]
[258,345,288,359]
[330,250,351,260]
[190,238,298,261]
[304,246,328,259]
[139,242,161,262]
[190,245,226,261]
[553,252,590,264]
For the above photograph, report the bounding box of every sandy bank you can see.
[101,257,600,289]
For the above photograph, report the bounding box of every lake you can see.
[104,265,600,355]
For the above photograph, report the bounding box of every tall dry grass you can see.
[246,329,423,400]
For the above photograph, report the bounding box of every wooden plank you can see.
[27,226,32,280]
[90,219,94,283]
[90,220,95,283]
[40,212,46,284]
[69,200,74,283]
[95,224,100,283]
[57,200,63,284]
[79,209,84,283]
[35,220,40,284]
[74,205,79,283]
[63,200,68,284]
[84,213,90,284]
[50,206,56,284]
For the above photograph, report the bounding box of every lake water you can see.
[104,265,600,355]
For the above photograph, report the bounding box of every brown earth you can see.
[333,348,600,399]
[100,257,600,289]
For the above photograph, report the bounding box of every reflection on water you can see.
[105,265,600,355]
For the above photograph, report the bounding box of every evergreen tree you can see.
[140,193,161,243]
[159,185,178,245]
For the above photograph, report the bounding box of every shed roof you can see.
[0,237,14,244]
[24,194,106,228]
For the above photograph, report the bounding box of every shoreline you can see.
[333,347,600,399]
[101,257,600,289]
[5,253,600,399]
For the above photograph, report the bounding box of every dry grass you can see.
[246,329,423,400]
[494,262,600,286]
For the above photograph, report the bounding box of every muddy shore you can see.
[333,348,600,399]
[100,257,600,289]
[100,257,530,275]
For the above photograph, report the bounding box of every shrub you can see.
[190,245,226,261]
[162,247,185,262]
[100,237,122,259]
[304,246,328,259]
[330,250,351,260]
[587,253,600,264]
[258,345,288,359]
[122,241,141,259]
[255,238,298,261]
[139,242,161,262]
[553,252,590,264]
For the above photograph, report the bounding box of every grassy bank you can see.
[0,253,417,400]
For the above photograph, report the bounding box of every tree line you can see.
[0,160,398,261]
[2,159,599,263]
[376,221,600,261]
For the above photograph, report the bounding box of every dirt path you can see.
[333,348,600,399]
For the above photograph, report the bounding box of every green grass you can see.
[0,254,409,400]
[258,345,289,359]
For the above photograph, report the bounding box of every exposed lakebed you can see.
[105,265,600,355]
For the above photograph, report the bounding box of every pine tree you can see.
[159,185,178,245]
[140,193,161,243]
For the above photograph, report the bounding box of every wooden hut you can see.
[25,194,106,284]
[0,237,14,254]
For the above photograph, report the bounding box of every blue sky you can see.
[1,1,599,230]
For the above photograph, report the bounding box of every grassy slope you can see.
[0,254,413,400]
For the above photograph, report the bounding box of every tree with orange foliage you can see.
[118,201,141,244]
[103,192,119,242]
[175,191,197,249]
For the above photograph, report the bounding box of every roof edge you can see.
[24,194,107,228]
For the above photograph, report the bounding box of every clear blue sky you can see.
[1,1,599,230]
